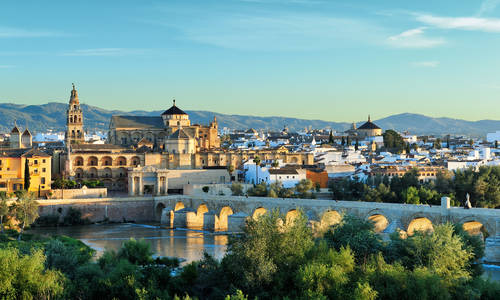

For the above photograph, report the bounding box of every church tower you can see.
[65,83,85,144]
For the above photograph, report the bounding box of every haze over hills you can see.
[0,102,498,137]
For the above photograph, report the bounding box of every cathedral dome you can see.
[161,99,187,116]
[358,115,381,130]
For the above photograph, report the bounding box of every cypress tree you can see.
[355,139,359,151]
[24,159,30,191]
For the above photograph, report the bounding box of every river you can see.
[28,223,228,263]
[28,223,500,281]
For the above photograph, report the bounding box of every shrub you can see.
[35,214,60,227]
[231,183,244,196]
[202,186,210,193]
[117,238,154,265]
[63,207,89,226]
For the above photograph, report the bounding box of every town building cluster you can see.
[0,84,499,198]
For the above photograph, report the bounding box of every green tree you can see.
[296,242,355,299]
[12,190,39,240]
[0,248,65,299]
[253,156,261,185]
[231,182,244,196]
[221,209,314,298]
[402,186,420,204]
[341,136,345,146]
[24,158,30,191]
[328,131,334,144]
[117,238,154,265]
[271,160,279,183]
[247,182,267,197]
[386,223,473,286]
[227,165,235,181]
[355,139,359,151]
[324,215,383,264]
[296,179,314,198]
[383,130,405,153]
[0,192,9,233]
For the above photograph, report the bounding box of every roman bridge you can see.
[155,195,499,237]
[155,195,500,262]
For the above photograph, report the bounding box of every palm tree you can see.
[271,160,279,183]
[0,192,9,233]
[253,156,261,185]
[12,191,39,241]
[227,165,235,182]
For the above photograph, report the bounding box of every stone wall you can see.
[37,197,154,223]
[50,187,107,199]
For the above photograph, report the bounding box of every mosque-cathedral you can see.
[59,85,313,192]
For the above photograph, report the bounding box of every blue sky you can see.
[1,0,500,122]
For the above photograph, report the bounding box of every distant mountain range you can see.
[0,102,498,137]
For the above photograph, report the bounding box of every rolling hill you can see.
[0,102,498,137]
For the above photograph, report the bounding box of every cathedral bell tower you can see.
[65,83,85,144]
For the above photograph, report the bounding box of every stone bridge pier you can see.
[154,195,500,262]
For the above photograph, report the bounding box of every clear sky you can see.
[1,0,500,122]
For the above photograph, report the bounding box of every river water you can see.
[28,223,500,281]
[29,223,228,263]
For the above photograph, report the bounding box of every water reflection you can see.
[28,223,228,264]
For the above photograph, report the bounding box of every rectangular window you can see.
[34,160,38,164]
[42,159,46,163]
[0,182,5,188]
[42,168,46,173]
[41,178,46,184]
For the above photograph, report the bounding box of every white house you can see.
[268,168,306,188]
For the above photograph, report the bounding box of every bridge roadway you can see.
[155,194,500,262]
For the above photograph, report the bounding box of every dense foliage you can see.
[1,211,499,299]
[246,179,316,199]
[52,178,104,189]
[330,166,500,208]
[383,130,406,153]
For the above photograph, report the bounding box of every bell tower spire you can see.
[65,83,84,145]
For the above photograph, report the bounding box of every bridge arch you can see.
[367,214,390,233]
[458,216,492,239]
[252,207,268,220]
[285,209,300,225]
[175,202,185,211]
[155,202,165,221]
[320,210,342,227]
[197,204,209,216]
[216,206,234,231]
[407,217,434,236]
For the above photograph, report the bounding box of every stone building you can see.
[60,144,158,191]
[65,84,85,144]
[127,166,229,196]
[58,89,313,193]
[0,148,52,196]
[356,115,383,138]
[9,125,33,149]
[370,165,445,183]
[108,100,220,151]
